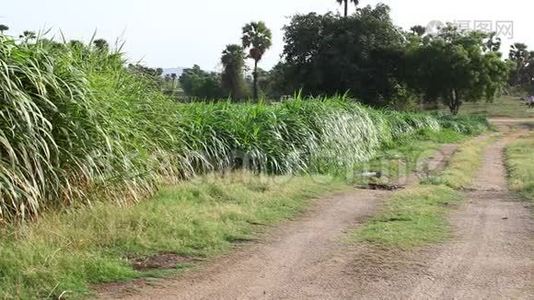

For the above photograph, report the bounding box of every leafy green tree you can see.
[336,0,359,17]
[255,68,275,99]
[508,43,531,86]
[509,43,529,62]
[242,21,272,101]
[128,64,163,77]
[280,5,406,106]
[179,65,225,99]
[410,25,426,36]
[127,64,164,88]
[406,26,508,114]
[68,40,85,49]
[171,73,178,89]
[0,24,9,34]
[252,63,292,99]
[221,44,248,100]
[484,32,501,52]
[162,73,179,96]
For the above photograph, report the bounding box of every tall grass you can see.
[0,35,488,221]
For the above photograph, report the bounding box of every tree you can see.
[19,31,36,41]
[508,43,531,86]
[68,40,85,49]
[336,0,359,17]
[250,63,292,99]
[93,39,109,51]
[221,44,248,100]
[171,73,178,90]
[0,24,9,34]
[484,32,501,52]
[405,26,509,114]
[509,43,529,62]
[127,64,164,88]
[410,25,426,36]
[242,21,272,101]
[128,64,163,77]
[163,73,179,96]
[280,5,406,106]
[179,65,225,99]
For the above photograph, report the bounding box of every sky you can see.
[2,0,531,71]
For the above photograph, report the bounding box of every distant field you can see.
[432,96,534,118]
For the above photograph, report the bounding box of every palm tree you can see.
[221,44,247,100]
[170,73,177,93]
[242,21,272,101]
[336,0,359,17]
[0,24,9,34]
[509,43,530,85]
[509,43,528,62]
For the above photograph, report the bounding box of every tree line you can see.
[173,21,272,102]
[1,0,529,114]
[172,1,523,114]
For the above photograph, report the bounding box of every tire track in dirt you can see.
[97,146,457,300]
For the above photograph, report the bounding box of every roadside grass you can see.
[425,135,493,189]
[355,185,462,248]
[506,136,534,200]
[352,128,468,185]
[0,128,471,299]
[353,134,491,248]
[431,96,534,118]
[0,174,348,299]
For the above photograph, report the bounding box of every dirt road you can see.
[99,146,456,299]
[100,131,534,299]
[350,133,534,299]
[407,136,534,298]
